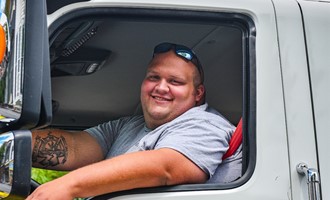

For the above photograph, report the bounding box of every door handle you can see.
[297,163,321,200]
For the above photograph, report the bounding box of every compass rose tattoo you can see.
[32,132,68,167]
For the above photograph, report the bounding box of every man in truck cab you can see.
[27,42,241,200]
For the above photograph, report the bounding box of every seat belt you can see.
[222,118,243,160]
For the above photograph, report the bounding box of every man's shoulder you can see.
[187,103,231,121]
[174,103,235,130]
[93,115,145,130]
[118,115,145,127]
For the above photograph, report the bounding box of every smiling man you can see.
[27,42,238,200]
[141,43,205,129]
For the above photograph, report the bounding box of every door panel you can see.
[299,1,330,199]
[272,0,319,199]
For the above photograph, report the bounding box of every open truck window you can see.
[45,7,256,197]
[4,0,330,199]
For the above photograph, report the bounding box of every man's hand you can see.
[26,175,76,200]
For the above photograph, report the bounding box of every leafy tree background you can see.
[32,168,67,184]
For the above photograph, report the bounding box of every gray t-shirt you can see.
[85,103,242,183]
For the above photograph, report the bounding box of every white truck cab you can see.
[0,0,329,199]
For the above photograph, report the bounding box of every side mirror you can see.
[0,130,32,199]
[0,0,51,131]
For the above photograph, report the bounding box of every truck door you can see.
[299,1,330,199]
[271,0,322,199]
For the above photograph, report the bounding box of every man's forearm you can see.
[27,149,170,200]
[58,149,206,198]
[27,148,206,199]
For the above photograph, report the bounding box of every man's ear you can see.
[195,85,205,105]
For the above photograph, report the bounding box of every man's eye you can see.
[170,80,183,85]
[147,75,159,81]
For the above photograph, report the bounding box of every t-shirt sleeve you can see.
[84,116,135,157]
[85,121,117,157]
[152,119,232,178]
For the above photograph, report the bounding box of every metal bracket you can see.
[297,163,322,200]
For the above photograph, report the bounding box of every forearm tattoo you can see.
[32,132,68,168]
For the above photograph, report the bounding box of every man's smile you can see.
[151,95,172,102]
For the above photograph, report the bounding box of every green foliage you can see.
[31,168,68,184]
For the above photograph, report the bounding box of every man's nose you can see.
[155,79,169,93]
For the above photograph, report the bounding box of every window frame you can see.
[47,7,256,197]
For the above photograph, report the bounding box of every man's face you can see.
[141,50,204,129]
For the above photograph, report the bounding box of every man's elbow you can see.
[163,167,208,186]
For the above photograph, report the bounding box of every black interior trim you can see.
[48,7,256,199]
